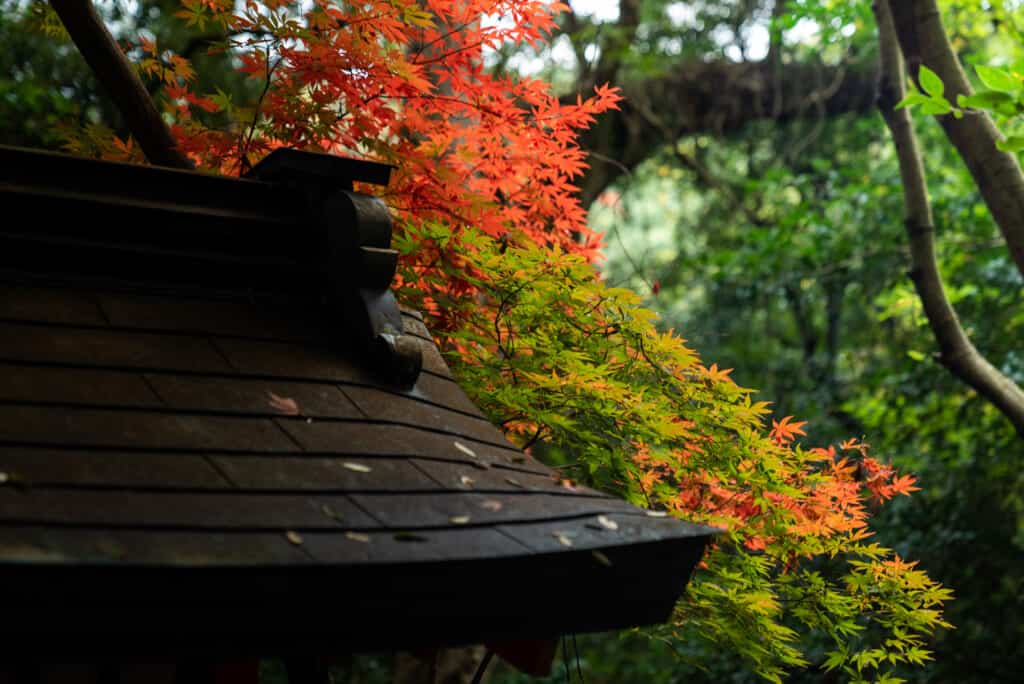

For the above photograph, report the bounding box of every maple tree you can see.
[47,0,951,680]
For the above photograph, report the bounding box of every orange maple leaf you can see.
[770,415,808,446]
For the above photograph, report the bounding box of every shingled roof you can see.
[0,145,714,659]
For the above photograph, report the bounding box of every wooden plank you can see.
[301,526,530,564]
[0,363,160,407]
[413,337,452,378]
[0,525,312,565]
[210,455,441,492]
[348,492,638,529]
[339,385,505,444]
[0,321,233,373]
[399,332,451,377]
[214,337,371,384]
[177,336,483,416]
[411,459,599,496]
[0,490,377,530]
[395,311,460,380]
[116,665,177,684]
[0,284,106,325]
[400,372,484,416]
[0,145,292,227]
[145,375,362,419]
[276,421,543,471]
[38,665,100,684]
[0,405,299,452]
[0,447,229,489]
[400,311,432,341]
[497,513,717,554]
[0,233,310,296]
[99,292,325,343]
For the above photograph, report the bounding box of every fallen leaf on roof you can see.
[597,515,619,531]
[343,462,372,473]
[345,531,371,543]
[394,532,428,543]
[459,475,476,487]
[592,550,613,567]
[480,500,503,512]
[321,504,344,521]
[505,477,524,488]
[285,530,304,545]
[553,532,574,547]
[449,515,471,524]
[267,391,300,415]
[453,441,477,458]
[646,510,668,518]
[560,479,578,490]
[471,460,491,470]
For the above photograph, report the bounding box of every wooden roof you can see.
[0,145,714,658]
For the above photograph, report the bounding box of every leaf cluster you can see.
[396,224,951,682]
[52,2,952,679]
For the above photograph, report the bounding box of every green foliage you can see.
[395,222,950,682]
[0,0,255,153]
[6,0,993,680]
[597,55,1021,684]
[898,58,1024,144]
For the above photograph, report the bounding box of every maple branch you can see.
[875,0,1024,436]
[49,0,193,170]
[410,20,477,62]
[412,40,487,67]
[239,47,282,171]
[181,28,271,59]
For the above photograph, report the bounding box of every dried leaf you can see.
[321,504,344,521]
[597,515,619,531]
[592,550,613,567]
[345,531,371,543]
[646,510,668,518]
[285,530,304,545]
[394,532,428,543]
[268,391,300,415]
[480,500,503,512]
[553,532,574,547]
[343,462,372,473]
[449,515,471,524]
[459,475,476,487]
[505,477,524,488]
[453,441,477,458]
[471,460,491,470]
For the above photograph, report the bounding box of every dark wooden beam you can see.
[48,1,194,170]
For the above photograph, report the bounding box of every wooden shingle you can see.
[0,145,715,660]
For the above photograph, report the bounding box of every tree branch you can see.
[875,0,1024,436]
[889,0,1024,279]
[49,0,193,169]
[576,58,878,207]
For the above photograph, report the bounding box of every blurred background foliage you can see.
[2,0,1021,681]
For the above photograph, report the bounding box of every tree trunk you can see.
[888,0,1024,280]
[875,0,1024,436]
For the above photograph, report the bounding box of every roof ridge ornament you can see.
[248,149,422,388]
